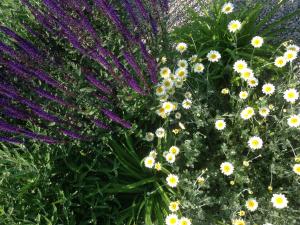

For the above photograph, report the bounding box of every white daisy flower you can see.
[155,85,166,96]
[274,56,287,68]
[160,67,171,78]
[189,54,198,62]
[169,146,180,155]
[259,107,270,117]
[165,152,176,163]
[284,50,297,62]
[175,68,188,80]
[240,107,255,120]
[179,217,191,225]
[287,115,300,127]
[271,193,288,209]
[215,119,226,130]
[247,77,259,88]
[240,68,254,81]
[207,50,221,62]
[222,2,234,14]
[155,127,165,138]
[145,132,154,142]
[293,164,300,175]
[166,174,179,188]
[239,91,248,99]
[262,83,275,95]
[177,59,188,68]
[286,44,299,52]
[193,63,205,73]
[228,20,242,33]
[176,43,188,54]
[175,79,184,88]
[248,136,263,150]
[233,60,248,73]
[162,79,174,90]
[165,214,179,225]
[169,201,180,212]
[144,156,155,168]
[245,198,258,211]
[182,99,192,109]
[251,36,264,48]
[162,101,174,113]
[220,162,234,176]
[283,88,299,103]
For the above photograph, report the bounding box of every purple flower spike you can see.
[0,41,18,58]
[122,0,140,28]
[92,119,110,130]
[134,0,149,21]
[34,88,72,107]
[85,74,113,94]
[0,136,23,144]
[94,0,136,42]
[0,26,43,61]
[61,129,88,140]
[101,108,132,129]
[22,130,60,144]
[0,119,25,134]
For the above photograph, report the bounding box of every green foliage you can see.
[170,0,299,87]
[105,134,171,225]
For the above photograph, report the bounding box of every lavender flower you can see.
[34,87,71,107]
[139,41,158,83]
[1,105,30,120]
[61,129,87,140]
[92,119,110,130]
[0,136,23,144]
[134,0,149,21]
[32,69,67,91]
[0,26,43,61]
[22,130,60,144]
[122,0,140,28]
[30,107,61,123]
[94,0,135,42]
[85,74,113,94]
[0,119,24,133]
[101,108,132,129]
[123,50,149,90]
[0,41,18,58]
[93,93,112,104]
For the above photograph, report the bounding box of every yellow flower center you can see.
[252,140,259,146]
[169,177,176,184]
[276,197,283,204]
[170,218,177,224]
[224,165,231,172]
[265,87,272,92]
[291,118,298,124]
[238,64,245,70]
[248,200,255,208]
[287,53,293,59]
[296,166,300,173]
[278,59,284,65]
[211,54,217,59]
[288,92,295,98]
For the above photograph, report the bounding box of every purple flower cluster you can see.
[0,0,167,144]
[101,109,132,129]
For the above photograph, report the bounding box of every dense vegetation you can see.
[0,0,299,225]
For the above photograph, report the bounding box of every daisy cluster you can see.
[142,2,299,224]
